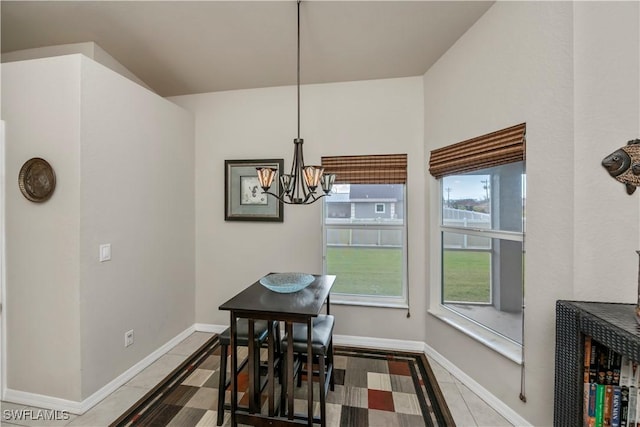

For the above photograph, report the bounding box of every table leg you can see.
[286,321,294,420]
[268,321,275,416]
[230,312,237,427]
[247,319,257,413]
[307,318,313,426]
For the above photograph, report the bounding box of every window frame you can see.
[374,203,386,214]
[434,164,525,354]
[322,185,408,308]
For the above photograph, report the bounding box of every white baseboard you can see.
[194,323,227,334]
[422,342,532,427]
[333,333,425,352]
[3,325,196,415]
[2,388,85,414]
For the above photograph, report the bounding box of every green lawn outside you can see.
[443,250,490,302]
[326,247,402,296]
[326,246,491,302]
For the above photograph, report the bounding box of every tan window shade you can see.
[428,123,526,179]
[321,154,407,184]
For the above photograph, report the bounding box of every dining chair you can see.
[216,319,280,426]
[280,314,335,427]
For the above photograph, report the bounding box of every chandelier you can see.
[256,0,335,205]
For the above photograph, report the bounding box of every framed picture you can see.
[225,159,284,222]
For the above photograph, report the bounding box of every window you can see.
[430,123,525,345]
[321,154,408,306]
[441,163,524,343]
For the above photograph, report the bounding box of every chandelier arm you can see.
[298,141,309,199]
[260,190,326,205]
[305,193,326,204]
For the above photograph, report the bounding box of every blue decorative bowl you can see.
[259,273,315,293]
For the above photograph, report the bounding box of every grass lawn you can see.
[443,250,490,303]
[326,247,402,296]
[327,246,490,302]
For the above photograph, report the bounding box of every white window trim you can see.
[428,305,523,364]
[375,203,385,214]
[429,179,523,363]
[441,226,523,243]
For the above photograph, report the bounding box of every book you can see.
[621,356,632,387]
[628,386,637,427]
[606,385,614,426]
[585,338,595,427]
[585,337,593,381]
[614,353,623,386]
[608,349,617,384]
[612,386,622,427]
[635,388,640,427]
[591,341,601,383]
[597,384,606,427]
[631,361,639,386]
[598,345,610,385]
[621,386,629,427]
[588,383,599,425]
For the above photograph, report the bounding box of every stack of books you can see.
[584,336,636,427]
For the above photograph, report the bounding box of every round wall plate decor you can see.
[18,157,56,203]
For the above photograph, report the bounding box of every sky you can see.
[333,176,521,201]
[442,174,490,200]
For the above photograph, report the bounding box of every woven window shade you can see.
[428,123,526,179]
[321,154,407,184]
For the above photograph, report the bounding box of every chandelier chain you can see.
[297,0,301,140]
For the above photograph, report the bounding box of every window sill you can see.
[428,306,523,365]
[330,298,409,310]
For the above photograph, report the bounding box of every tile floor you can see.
[1,332,513,426]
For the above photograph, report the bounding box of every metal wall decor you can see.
[602,139,640,194]
[18,157,56,202]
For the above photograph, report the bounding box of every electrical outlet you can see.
[124,329,134,347]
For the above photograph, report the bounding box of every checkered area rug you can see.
[112,335,454,426]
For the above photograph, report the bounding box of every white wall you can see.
[2,56,83,400]
[78,56,195,398]
[424,2,639,425]
[1,54,195,401]
[170,76,427,340]
[573,1,640,300]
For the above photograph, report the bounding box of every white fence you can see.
[325,218,403,248]
[442,208,491,250]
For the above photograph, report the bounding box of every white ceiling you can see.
[1,1,494,97]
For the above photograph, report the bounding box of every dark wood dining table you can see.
[219,274,335,427]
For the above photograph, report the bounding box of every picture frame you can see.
[224,159,284,222]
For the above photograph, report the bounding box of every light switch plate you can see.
[99,244,111,262]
